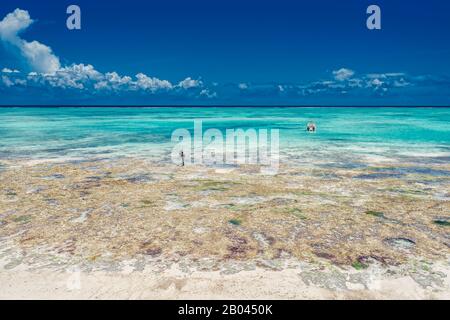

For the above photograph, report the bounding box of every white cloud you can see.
[393,78,410,87]
[1,75,14,87]
[15,78,26,85]
[369,78,383,87]
[348,78,363,88]
[0,8,32,39]
[105,72,132,85]
[1,74,25,87]
[2,67,20,73]
[93,81,108,90]
[0,9,60,73]
[21,40,61,74]
[178,77,202,89]
[238,83,248,90]
[384,73,406,77]
[200,89,217,98]
[23,64,175,93]
[93,72,132,91]
[135,73,173,91]
[366,73,405,79]
[27,64,102,89]
[333,68,355,81]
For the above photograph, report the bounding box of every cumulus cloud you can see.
[0,9,32,39]
[369,78,383,87]
[229,68,428,101]
[0,9,208,99]
[2,67,20,73]
[2,73,25,87]
[1,75,14,87]
[94,72,132,90]
[22,64,177,93]
[294,68,419,96]
[200,89,217,98]
[177,77,202,89]
[26,64,103,89]
[0,9,60,73]
[333,68,355,81]
[135,73,173,91]
[1,53,442,105]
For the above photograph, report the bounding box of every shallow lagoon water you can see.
[0,107,449,167]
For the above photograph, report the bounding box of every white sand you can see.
[1,262,449,300]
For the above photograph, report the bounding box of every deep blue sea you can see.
[0,107,449,166]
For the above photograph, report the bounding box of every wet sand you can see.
[0,157,449,299]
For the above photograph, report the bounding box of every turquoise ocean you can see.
[0,107,449,169]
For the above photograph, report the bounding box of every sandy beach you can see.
[1,0,450,302]
[1,157,449,299]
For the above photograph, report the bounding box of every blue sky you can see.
[0,0,449,105]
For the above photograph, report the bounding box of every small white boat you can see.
[306,122,316,132]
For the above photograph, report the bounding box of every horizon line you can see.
[0,105,450,108]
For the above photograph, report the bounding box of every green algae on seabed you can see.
[12,215,32,223]
[286,208,308,220]
[386,187,428,195]
[434,219,450,227]
[194,180,239,192]
[292,190,318,196]
[138,199,156,208]
[219,203,241,211]
[229,219,242,226]
[366,210,385,218]
[352,260,369,270]
[2,157,450,269]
